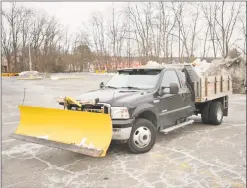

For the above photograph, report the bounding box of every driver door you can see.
[158,69,187,127]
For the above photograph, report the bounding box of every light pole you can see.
[28,44,32,71]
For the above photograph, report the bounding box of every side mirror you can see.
[158,87,165,96]
[158,82,179,96]
[100,82,104,89]
[169,83,179,94]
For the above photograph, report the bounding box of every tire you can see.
[127,118,156,154]
[201,102,211,124]
[209,101,224,125]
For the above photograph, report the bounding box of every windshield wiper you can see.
[120,86,142,90]
[105,86,118,89]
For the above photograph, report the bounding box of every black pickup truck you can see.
[65,64,232,154]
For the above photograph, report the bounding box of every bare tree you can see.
[171,2,185,62]
[124,3,156,62]
[213,2,243,57]
[201,2,218,58]
[20,8,33,70]
[91,12,108,70]
[201,25,210,59]
[106,5,128,70]
[159,2,176,63]
[188,3,202,61]
[41,16,61,71]
[2,2,245,73]
[29,12,48,70]
[2,3,25,71]
[238,14,246,54]
[73,31,92,71]
[1,22,12,71]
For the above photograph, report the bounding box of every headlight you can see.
[111,107,130,119]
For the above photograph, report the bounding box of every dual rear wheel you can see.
[201,101,224,125]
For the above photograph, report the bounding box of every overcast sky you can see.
[2,2,245,58]
[2,2,123,35]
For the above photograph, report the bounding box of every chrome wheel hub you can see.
[133,126,151,148]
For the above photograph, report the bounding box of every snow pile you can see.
[19,71,40,76]
[144,61,163,68]
[192,59,211,75]
[18,71,43,79]
[191,50,246,94]
[202,55,246,94]
[50,76,59,80]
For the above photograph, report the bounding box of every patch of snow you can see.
[38,135,49,139]
[77,138,87,147]
[19,71,40,76]
[76,138,101,151]
[50,76,59,80]
[192,59,211,75]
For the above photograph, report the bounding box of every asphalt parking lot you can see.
[2,73,246,188]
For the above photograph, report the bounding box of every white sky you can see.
[2,2,123,35]
[2,2,245,58]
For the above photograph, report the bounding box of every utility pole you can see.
[178,10,181,64]
[28,44,32,71]
[128,2,131,67]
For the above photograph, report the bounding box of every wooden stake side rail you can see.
[193,74,232,103]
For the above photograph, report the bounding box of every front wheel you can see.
[127,118,156,154]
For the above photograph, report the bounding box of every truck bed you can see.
[166,63,233,103]
[193,74,232,103]
[182,64,232,103]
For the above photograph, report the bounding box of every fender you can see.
[131,103,160,126]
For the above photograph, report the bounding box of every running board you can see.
[160,120,194,134]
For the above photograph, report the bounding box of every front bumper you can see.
[112,119,134,141]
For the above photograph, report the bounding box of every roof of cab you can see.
[118,63,191,71]
[118,66,164,71]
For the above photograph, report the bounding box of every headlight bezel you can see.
[110,106,130,119]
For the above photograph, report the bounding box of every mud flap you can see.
[12,105,112,157]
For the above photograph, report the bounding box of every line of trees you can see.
[1,2,246,72]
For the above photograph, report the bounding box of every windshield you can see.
[105,69,161,89]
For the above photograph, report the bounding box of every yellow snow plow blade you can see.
[12,105,112,157]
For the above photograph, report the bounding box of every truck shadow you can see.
[155,117,213,144]
[106,113,241,157]
[107,116,213,156]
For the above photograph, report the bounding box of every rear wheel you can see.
[209,101,224,125]
[201,102,211,124]
[127,118,156,154]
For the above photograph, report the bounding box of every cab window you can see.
[161,70,181,88]
[178,70,188,88]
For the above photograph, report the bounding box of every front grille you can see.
[82,103,110,114]
[84,108,103,113]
